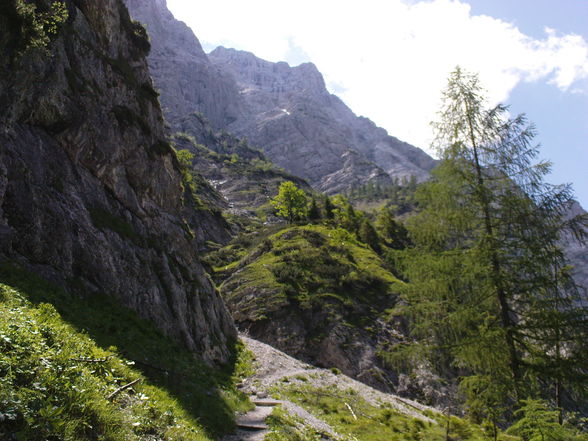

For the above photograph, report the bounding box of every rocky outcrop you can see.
[0,0,235,363]
[172,115,311,215]
[209,47,436,192]
[123,0,244,132]
[123,0,435,194]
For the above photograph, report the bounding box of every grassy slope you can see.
[215,224,401,326]
[270,380,520,441]
[0,264,252,441]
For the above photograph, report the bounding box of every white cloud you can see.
[166,0,588,154]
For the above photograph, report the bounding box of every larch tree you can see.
[400,67,588,426]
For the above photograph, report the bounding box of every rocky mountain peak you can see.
[124,0,436,193]
[209,46,327,97]
[123,0,244,130]
[124,0,207,61]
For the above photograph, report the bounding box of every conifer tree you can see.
[324,196,335,219]
[307,197,321,222]
[358,218,381,253]
[331,195,361,233]
[401,67,588,423]
[376,208,410,249]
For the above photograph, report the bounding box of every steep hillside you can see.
[123,0,436,194]
[209,224,411,393]
[0,0,234,362]
[172,128,311,223]
[0,269,251,440]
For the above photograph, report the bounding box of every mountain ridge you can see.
[123,0,436,194]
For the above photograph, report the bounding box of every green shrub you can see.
[0,264,253,440]
[13,0,68,53]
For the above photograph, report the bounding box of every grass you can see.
[265,406,332,441]
[271,382,518,441]
[218,224,402,325]
[0,263,253,440]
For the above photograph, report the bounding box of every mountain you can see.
[122,0,588,386]
[208,47,436,193]
[123,0,244,131]
[0,0,234,362]
[123,0,436,194]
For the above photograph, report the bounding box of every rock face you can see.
[123,0,244,132]
[0,0,235,363]
[123,0,436,194]
[208,47,436,192]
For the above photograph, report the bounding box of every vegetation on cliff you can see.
[0,265,252,441]
[217,224,400,322]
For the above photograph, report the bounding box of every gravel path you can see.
[241,336,435,421]
[225,335,437,441]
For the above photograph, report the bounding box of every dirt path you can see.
[225,405,274,441]
[240,335,434,421]
[225,335,436,441]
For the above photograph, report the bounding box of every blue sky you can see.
[465,0,588,207]
[167,0,588,207]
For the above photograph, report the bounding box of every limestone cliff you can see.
[123,0,244,132]
[209,47,436,192]
[0,0,235,362]
[123,0,436,194]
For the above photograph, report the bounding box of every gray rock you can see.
[124,0,245,131]
[0,0,235,363]
[209,46,436,192]
[123,0,436,194]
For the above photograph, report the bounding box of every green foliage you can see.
[375,208,410,250]
[346,177,418,215]
[0,285,205,440]
[271,382,493,441]
[219,225,400,325]
[13,0,68,54]
[400,67,588,424]
[176,148,195,169]
[324,196,335,219]
[358,219,381,253]
[0,264,252,440]
[271,181,309,223]
[265,407,324,441]
[250,158,276,171]
[330,195,362,232]
[172,147,210,210]
[307,197,321,221]
[507,399,588,441]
